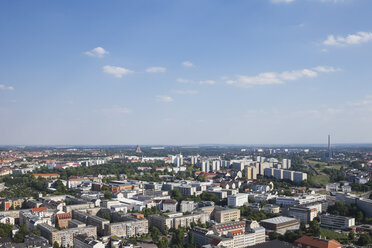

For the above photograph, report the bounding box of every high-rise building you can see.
[190,156,198,165]
[201,161,210,172]
[282,159,291,169]
[244,166,257,180]
[135,145,142,153]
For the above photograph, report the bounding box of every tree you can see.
[151,226,160,243]
[268,231,279,240]
[104,191,113,200]
[53,241,60,248]
[0,223,13,238]
[188,229,194,245]
[300,222,307,232]
[170,189,183,202]
[54,180,67,194]
[348,230,355,241]
[197,174,206,182]
[248,196,256,203]
[31,229,41,236]
[171,228,185,248]
[309,220,320,237]
[357,233,372,246]
[14,224,30,243]
[158,237,169,248]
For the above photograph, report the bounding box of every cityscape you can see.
[1,0,372,248]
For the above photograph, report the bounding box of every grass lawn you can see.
[310,174,330,185]
[307,160,327,166]
[324,164,344,170]
[320,228,348,243]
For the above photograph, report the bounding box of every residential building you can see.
[180,201,195,213]
[161,199,177,212]
[74,234,105,248]
[320,214,355,230]
[244,166,257,180]
[149,212,208,232]
[56,212,72,229]
[213,207,240,223]
[227,193,248,207]
[38,223,97,247]
[288,207,318,224]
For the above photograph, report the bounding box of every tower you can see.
[135,145,142,153]
[327,134,332,159]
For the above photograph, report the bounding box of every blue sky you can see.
[1,0,372,145]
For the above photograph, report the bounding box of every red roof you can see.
[56,213,71,220]
[33,173,60,177]
[294,236,342,248]
[229,229,243,236]
[32,207,47,212]
[214,220,246,232]
[162,199,177,204]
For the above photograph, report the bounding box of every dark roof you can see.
[249,239,294,248]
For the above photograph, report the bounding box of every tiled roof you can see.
[294,236,342,248]
[214,220,246,232]
[33,173,59,177]
[56,213,71,220]
[32,207,47,212]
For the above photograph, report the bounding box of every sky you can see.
[1,0,372,145]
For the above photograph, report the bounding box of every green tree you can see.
[53,241,60,248]
[54,180,67,194]
[309,220,320,237]
[188,229,194,245]
[170,189,183,202]
[357,233,372,246]
[197,174,206,182]
[151,226,160,243]
[268,232,279,240]
[158,237,169,248]
[31,229,41,236]
[171,228,185,248]
[104,191,113,200]
[348,230,355,241]
[13,224,30,243]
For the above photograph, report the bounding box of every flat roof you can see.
[260,216,298,224]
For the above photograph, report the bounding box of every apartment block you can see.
[213,207,240,223]
[320,214,355,230]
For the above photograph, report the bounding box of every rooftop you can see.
[260,216,298,224]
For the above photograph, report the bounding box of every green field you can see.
[310,174,330,185]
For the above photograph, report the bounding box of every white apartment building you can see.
[320,214,355,230]
[180,201,195,213]
[228,193,249,207]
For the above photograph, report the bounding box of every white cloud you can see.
[323,32,372,46]
[175,90,199,95]
[200,80,216,85]
[146,67,167,73]
[313,66,340,73]
[84,47,109,58]
[156,95,174,103]
[182,61,194,67]
[347,95,372,107]
[177,78,192,83]
[100,106,132,115]
[0,84,14,91]
[103,65,133,78]
[271,0,294,3]
[226,66,339,88]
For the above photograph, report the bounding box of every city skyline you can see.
[1,0,372,145]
